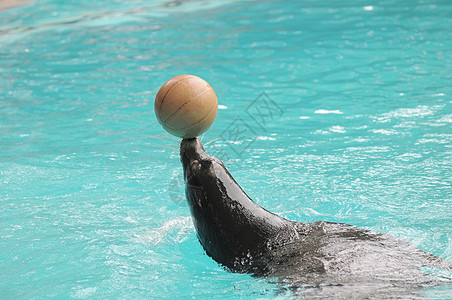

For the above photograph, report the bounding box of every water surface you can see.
[1,0,451,298]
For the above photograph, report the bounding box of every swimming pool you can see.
[1,0,451,298]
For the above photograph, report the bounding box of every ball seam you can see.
[163,96,217,131]
[157,75,196,112]
[179,99,217,131]
[163,86,212,123]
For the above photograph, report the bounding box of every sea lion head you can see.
[180,138,219,190]
[180,138,237,264]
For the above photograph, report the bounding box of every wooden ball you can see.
[155,75,218,138]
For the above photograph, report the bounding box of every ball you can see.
[154,75,218,139]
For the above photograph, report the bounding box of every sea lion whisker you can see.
[203,138,221,146]
[151,135,180,146]
[161,145,180,151]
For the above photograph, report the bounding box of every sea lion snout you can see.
[180,138,207,166]
[180,138,215,185]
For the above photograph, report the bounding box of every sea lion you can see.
[180,137,452,297]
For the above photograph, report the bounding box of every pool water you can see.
[1,0,451,298]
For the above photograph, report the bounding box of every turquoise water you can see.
[1,0,451,298]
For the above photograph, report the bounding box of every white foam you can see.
[381,106,433,119]
[124,216,138,224]
[330,126,346,133]
[370,129,398,135]
[438,115,452,123]
[256,136,276,141]
[135,217,193,246]
[315,109,343,115]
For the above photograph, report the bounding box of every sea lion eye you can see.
[189,160,200,173]
[201,159,212,169]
